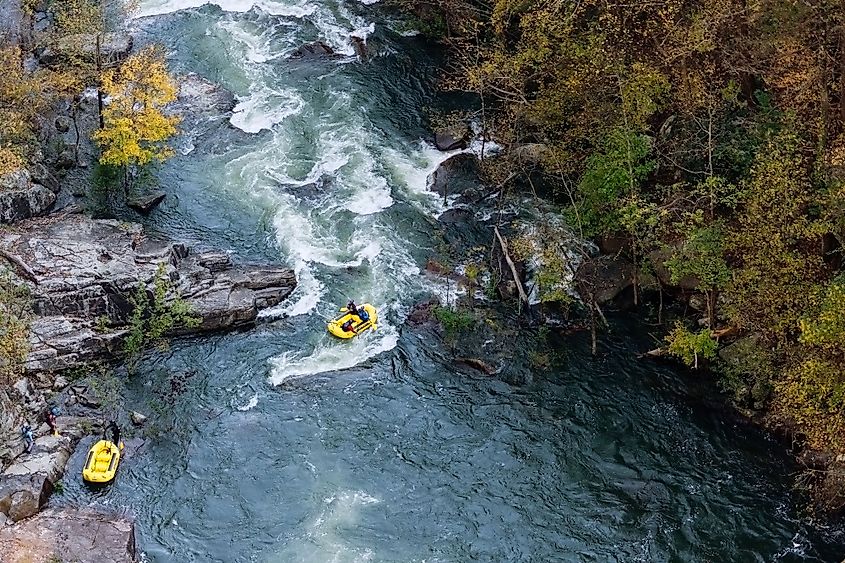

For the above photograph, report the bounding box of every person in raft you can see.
[347,300,369,322]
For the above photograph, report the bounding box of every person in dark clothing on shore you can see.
[105,421,122,448]
[45,407,59,437]
[20,421,33,453]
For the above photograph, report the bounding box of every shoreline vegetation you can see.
[393,0,845,516]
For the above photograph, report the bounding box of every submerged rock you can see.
[289,41,337,59]
[129,411,147,427]
[0,214,296,374]
[0,507,136,562]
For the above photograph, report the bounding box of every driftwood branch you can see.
[493,226,529,304]
[0,248,38,284]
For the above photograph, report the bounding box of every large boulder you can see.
[172,73,236,115]
[0,215,296,374]
[28,163,60,194]
[510,143,550,166]
[434,125,470,151]
[127,190,166,213]
[0,183,56,224]
[39,33,133,66]
[427,153,480,199]
[575,254,636,306]
[0,507,136,562]
[647,246,700,291]
[0,435,73,521]
[0,168,30,191]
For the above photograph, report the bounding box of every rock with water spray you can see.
[129,411,147,427]
[434,125,471,151]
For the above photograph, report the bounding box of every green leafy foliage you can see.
[665,323,718,369]
[576,128,655,235]
[726,130,830,341]
[124,263,200,372]
[432,305,475,336]
[666,223,730,291]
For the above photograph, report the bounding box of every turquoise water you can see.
[57,1,845,560]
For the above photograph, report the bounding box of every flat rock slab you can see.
[0,507,136,562]
[127,190,166,213]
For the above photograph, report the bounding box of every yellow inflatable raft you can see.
[327,304,378,339]
[82,440,122,484]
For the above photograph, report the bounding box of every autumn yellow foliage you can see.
[93,46,180,172]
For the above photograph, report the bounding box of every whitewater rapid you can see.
[135,0,457,384]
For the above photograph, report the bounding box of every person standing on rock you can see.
[45,406,60,436]
[20,421,33,453]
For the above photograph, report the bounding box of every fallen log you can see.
[493,226,529,304]
[0,248,39,284]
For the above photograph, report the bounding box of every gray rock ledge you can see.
[0,214,296,374]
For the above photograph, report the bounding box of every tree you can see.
[666,220,731,328]
[0,269,30,385]
[93,45,180,191]
[665,323,718,369]
[726,130,830,340]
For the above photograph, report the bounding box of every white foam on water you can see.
[218,18,283,64]
[383,141,460,216]
[236,393,259,411]
[268,491,380,562]
[135,0,316,19]
[350,22,375,41]
[268,324,399,384]
[260,265,324,319]
[230,87,304,133]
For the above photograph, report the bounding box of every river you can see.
[58,0,845,560]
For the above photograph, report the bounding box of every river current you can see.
[58,1,845,561]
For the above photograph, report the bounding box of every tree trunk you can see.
[96,33,105,129]
[72,101,81,163]
[707,288,717,329]
[658,281,664,325]
[840,0,845,126]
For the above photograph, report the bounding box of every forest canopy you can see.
[397,0,845,454]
